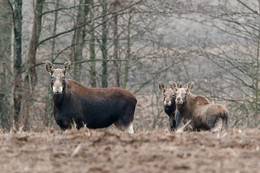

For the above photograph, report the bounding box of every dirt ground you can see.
[0,128,260,173]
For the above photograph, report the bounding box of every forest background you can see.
[0,0,259,131]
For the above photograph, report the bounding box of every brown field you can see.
[0,128,260,173]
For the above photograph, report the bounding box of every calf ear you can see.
[169,81,176,90]
[159,82,166,92]
[45,61,53,75]
[187,81,194,92]
[177,82,182,88]
[63,61,71,74]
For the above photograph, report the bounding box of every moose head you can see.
[45,61,71,95]
[174,81,194,105]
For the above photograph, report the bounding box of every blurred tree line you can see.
[0,0,259,131]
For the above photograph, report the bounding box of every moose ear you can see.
[177,82,182,88]
[187,81,194,92]
[159,82,166,92]
[63,61,71,74]
[169,81,176,90]
[45,61,53,75]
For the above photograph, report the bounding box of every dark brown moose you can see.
[45,61,137,133]
[159,81,182,131]
[171,81,229,132]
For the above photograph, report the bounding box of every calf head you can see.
[160,81,182,130]
[45,61,71,95]
[174,81,194,105]
[159,82,175,107]
[171,81,193,129]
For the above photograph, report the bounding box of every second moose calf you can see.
[171,81,229,132]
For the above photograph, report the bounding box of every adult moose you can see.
[171,81,229,132]
[45,61,137,133]
[159,81,182,131]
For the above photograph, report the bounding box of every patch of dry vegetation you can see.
[0,128,260,172]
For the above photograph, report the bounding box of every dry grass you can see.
[0,128,260,173]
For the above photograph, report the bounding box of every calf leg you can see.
[168,115,176,131]
[176,120,191,133]
[211,117,223,132]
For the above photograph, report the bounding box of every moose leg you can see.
[114,120,134,134]
[184,119,193,131]
[211,117,223,132]
[127,123,134,134]
[168,115,176,131]
[114,105,135,134]
[175,111,182,129]
[176,120,191,133]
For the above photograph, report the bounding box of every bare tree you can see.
[0,0,13,130]
[111,0,121,87]
[8,0,23,128]
[20,0,45,130]
[192,0,260,127]
[71,0,90,82]
[101,0,108,88]
[89,0,96,87]
[45,0,60,127]
[122,10,133,89]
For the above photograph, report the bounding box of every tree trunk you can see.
[71,0,89,82]
[101,0,108,88]
[46,0,60,127]
[0,0,13,130]
[89,0,96,87]
[254,0,260,121]
[50,0,59,63]
[20,0,45,130]
[123,12,133,89]
[112,0,120,87]
[26,0,45,89]
[11,0,23,128]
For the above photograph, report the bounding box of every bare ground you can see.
[0,128,260,173]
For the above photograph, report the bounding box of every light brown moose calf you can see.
[171,81,229,132]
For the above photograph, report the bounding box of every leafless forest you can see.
[1,1,260,172]
[0,0,260,131]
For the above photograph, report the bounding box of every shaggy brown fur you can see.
[172,82,229,131]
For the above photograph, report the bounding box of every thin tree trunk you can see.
[112,0,120,87]
[123,12,133,89]
[0,0,13,130]
[51,0,59,63]
[254,0,260,121]
[101,0,108,88]
[26,0,44,89]
[89,0,96,87]
[72,0,89,82]
[20,0,45,130]
[255,35,260,121]
[46,0,60,127]
[11,0,23,128]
